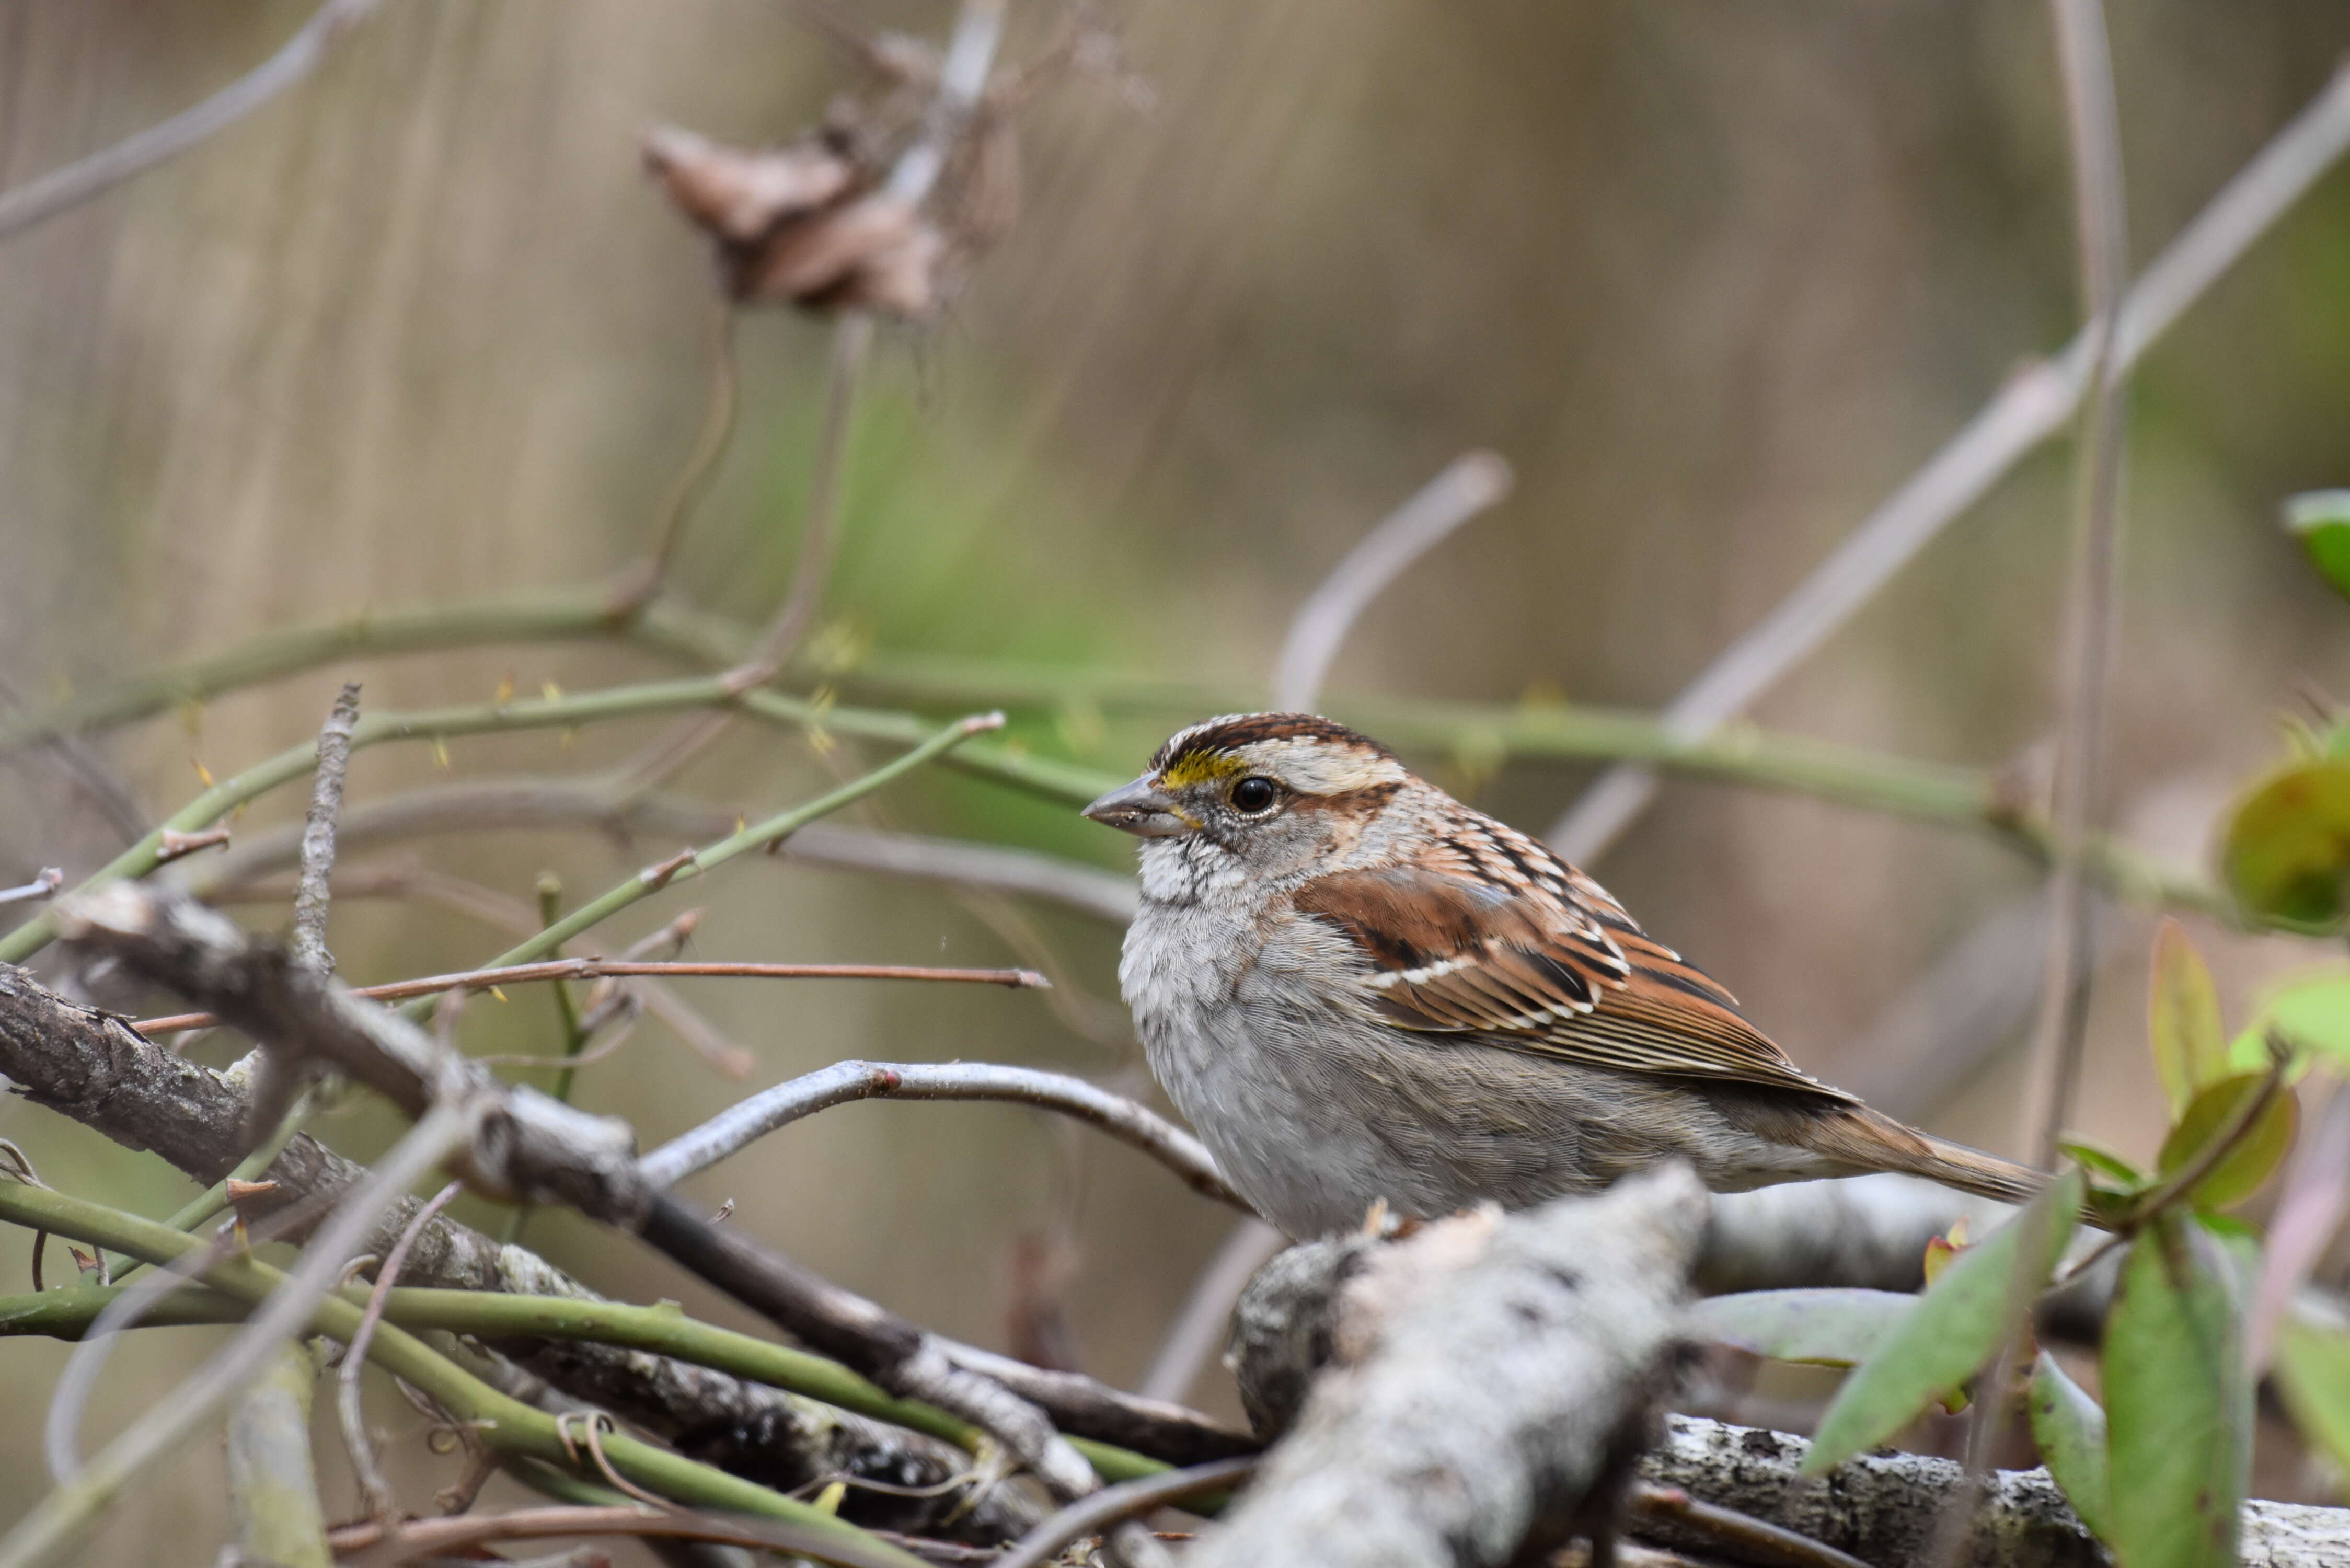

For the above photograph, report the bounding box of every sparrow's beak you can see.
[1081,775,1195,837]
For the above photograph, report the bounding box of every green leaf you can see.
[2149,919,2228,1118]
[2059,1137,2146,1188]
[2154,1073,2297,1212]
[1685,1289,1916,1368]
[2233,974,2350,1076]
[2274,1313,2350,1477]
[2103,1216,2250,1568]
[2286,490,2350,604]
[2220,759,2350,930]
[2028,1351,2110,1543]
[1802,1169,2084,1475]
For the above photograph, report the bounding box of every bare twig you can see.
[1270,452,1514,712]
[1548,59,2350,862]
[637,1059,1247,1212]
[0,674,148,846]
[129,958,1050,1036]
[0,869,63,906]
[290,683,362,974]
[996,1456,1259,1568]
[340,1180,464,1519]
[0,0,391,243]
[2017,0,2132,1171]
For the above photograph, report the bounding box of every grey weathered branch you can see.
[0,956,1039,1543]
[1216,1178,2350,1567]
[638,1058,1247,1212]
[1204,1168,1708,1566]
[1698,1174,2020,1296]
[1640,1415,2345,1568]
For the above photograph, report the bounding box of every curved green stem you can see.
[0,1180,926,1568]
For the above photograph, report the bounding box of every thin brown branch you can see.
[129,958,1051,1036]
[289,683,362,974]
[0,0,391,243]
[340,1180,463,1519]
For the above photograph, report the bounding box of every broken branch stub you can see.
[1201,1166,1710,1567]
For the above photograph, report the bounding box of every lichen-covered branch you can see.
[1204,1168,1708,1566]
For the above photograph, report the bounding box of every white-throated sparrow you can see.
[1084,712,2045,1239]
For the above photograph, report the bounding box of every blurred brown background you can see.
[3,0,2349,1556]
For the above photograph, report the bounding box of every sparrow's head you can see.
[1083,713,1412,883]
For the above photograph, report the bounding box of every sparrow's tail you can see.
[1805,1103,2073,1216]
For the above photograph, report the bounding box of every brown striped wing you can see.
[1291,856,1857,1104]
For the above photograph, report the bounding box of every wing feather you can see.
[1292,832,1855,1104]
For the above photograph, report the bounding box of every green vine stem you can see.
[0,1179,931,1568]
[0,590,2234,930]
[0,1278,1174,1486]
[390,711,1004,1021]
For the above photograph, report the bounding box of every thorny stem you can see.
[100,1086,321,1284]
[0,1273,1183,1489]
[0,1179,931,1568]
[394,711,1003,1022]
[0,677,1034,965]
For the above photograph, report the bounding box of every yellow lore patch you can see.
[1157,749,1250,788]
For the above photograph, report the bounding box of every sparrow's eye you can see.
[1230,776,1281,814]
